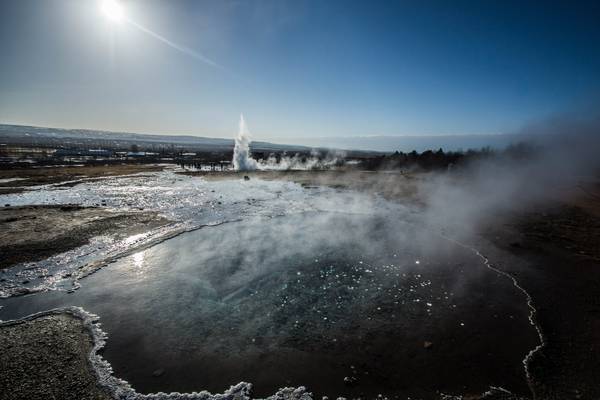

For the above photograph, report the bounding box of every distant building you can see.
[55,149,113,158]
[126,151,157,158]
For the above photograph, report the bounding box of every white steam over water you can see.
[232,114,343,171]
[0,169,399,298]
[233,114,258,171]
[0,170,539,399]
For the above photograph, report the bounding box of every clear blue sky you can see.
[1,0,599,142]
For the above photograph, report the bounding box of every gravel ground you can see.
[0,313,111,400]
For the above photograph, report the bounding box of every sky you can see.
[0,0,599,144]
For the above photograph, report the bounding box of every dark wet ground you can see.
[482,205,600,400]
[0,212,538,399]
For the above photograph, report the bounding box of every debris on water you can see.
[343,376,358,386]
[152,368,165,377]
[423,341,433,349]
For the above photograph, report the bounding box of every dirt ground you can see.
[482,203,600,400]
[0,164,164,195]
[0,205,169,270]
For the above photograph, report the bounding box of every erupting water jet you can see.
[232,114,257,171]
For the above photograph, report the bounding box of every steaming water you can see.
[0,170,539,398]
[0,169,330,297]
[231,115,341,171]
[233,114,258,171]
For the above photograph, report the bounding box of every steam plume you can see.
[232,115,343,171]
[233,114,258,171]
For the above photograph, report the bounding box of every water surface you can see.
[0,211,538,399]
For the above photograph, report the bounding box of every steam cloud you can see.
[232,114,343,171]
[230,109,600,247]
[232,114,258,171]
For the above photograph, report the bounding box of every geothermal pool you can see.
[0,171,539,399]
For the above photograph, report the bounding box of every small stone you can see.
[343,376,357,386]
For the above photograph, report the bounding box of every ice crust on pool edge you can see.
[0,306,306,400]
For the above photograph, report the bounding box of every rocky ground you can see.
[0,313,111,400]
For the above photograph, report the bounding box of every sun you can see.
[100,0,125,22]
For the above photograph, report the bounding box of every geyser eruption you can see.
[231,113,343,171]
[233,114,258,171]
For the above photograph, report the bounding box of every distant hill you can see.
[2,123,539,154]
[0,124,315,153]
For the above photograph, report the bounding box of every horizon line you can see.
[0,122,525,141]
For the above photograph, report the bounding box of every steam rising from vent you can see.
[233,114,258,171]
[232,114,344,171]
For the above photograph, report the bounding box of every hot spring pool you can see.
[0,211,538,399]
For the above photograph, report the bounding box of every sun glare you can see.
[101,0,124,22]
